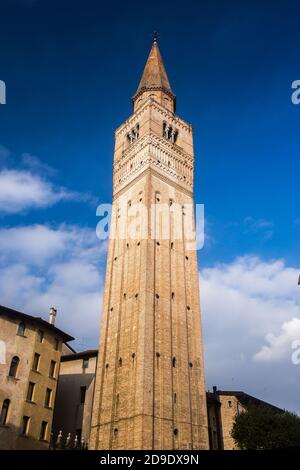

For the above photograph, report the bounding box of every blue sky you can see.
[0,0,300,413]
[0,0,299,265]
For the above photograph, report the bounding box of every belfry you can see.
[90,38,209,450]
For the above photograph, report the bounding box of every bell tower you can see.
[90,38,209,450]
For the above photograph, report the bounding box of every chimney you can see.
[213,386,218,394]
[49,307,57,326]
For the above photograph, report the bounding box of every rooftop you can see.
[0,304,74,343]
[210,387,284,413]
[61,349,98,362]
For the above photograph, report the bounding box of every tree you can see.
[231,405,300,450]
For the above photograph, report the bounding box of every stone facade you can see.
[52,350,98,445]
[0,305,73,450]
[216,394,243,450]
[90,40,209,450]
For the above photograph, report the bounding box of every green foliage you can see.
[231,405,300,450]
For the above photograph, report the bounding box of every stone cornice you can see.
[114,97,193,138]
[150,100,193,132]
[113,132,194,194]
[113,166,194,201]
[132,86,176,104]
[115,132,194,168]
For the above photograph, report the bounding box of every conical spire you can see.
[133,37,176,111]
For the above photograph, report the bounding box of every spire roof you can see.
[133,38,175,100]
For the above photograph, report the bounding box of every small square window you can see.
[21,416,30,435]
[17,322,26,336]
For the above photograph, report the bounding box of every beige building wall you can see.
[90,40,209,451]
[52,352,97,444]
[0,309,71,450]
[217,395,245,450]
[206,389,285,451]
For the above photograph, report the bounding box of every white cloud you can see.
[0,169,91,214]
[0,224,107,348]
[0,145,98,214]
[0,224,100,265]
[254,318,300,363]
[201,256,300,413]
[21,153,57,177]
[1,218,299,412]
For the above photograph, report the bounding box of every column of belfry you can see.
[90,38,209,450]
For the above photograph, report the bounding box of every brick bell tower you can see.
[90,37,209,450]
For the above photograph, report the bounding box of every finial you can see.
[153,31,159,43]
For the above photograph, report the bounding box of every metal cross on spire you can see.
[153,31,159,43]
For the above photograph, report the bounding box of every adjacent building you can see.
[0,305,74,450]
[52,349,97,446]
[206,386,284,450]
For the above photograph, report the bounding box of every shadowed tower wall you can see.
[90,39,209,450]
